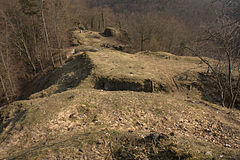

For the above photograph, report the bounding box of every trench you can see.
[94,77,170,93]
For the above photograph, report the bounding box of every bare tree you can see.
[187,0,240,108]
[41,0,55,68]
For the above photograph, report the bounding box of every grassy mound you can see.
[26,48,207,100]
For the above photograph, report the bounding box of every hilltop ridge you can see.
[0,28,240,160]
[25,29,206,99]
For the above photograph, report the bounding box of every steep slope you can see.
[0,29,240,160]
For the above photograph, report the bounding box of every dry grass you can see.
[0,29,240,159]
[90,50,206,82]
[1,89,240,159]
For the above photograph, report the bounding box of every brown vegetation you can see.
[0,0,71,105]
[1,0,239,107]
[0,0,240,157]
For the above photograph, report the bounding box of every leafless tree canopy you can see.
[187,0,240,108]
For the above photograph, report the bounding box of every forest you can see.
[0,0,240,108]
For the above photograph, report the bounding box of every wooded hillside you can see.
[0,0,239,108]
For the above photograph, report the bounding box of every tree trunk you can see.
[227,51,234,101]
[140,32,144,51]
[20,37,37,73]
[0,75,10,104]
[41,0,55,68]
[2,19,16,95]
[54,11,63,66]
[91,17,94,30]
[0,50,15,95]
[229,75,240,108]
[15,17,37,73]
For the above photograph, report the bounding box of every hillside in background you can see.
[0,28,240,160]
[1,0,239,106]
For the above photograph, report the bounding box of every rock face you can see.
[103,27,129,43]
[77,23,86,30]
[95,78,170,93]
[103,27,119,37]
[75,46,99,52]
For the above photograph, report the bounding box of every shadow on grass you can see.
[197,73,240,109]
[6,132,191,160]
[176,71,240,109]
[22,53,94,99]
[113,133,191,160]
[0,104,26,144]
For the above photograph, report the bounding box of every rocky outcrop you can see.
[103,27,129,42]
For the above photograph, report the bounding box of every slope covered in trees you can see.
[0,1,239,104]
[0,0,215,105]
